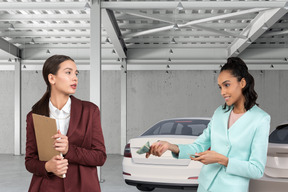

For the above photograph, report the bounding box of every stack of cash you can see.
[136,141,150,154]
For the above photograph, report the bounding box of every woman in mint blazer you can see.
[147,57,270,192]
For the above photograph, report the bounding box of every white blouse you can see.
[49,97,71,136]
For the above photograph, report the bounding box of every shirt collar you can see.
[49,97,71,114]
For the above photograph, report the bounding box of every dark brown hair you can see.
[31,55,74,116]
[220,57,258,112]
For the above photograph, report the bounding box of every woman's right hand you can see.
[146,141,174,158]
[45,155,68,178]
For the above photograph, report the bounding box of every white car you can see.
[265,121,288,178]
[122,118,210,191]
[249,121,288,192]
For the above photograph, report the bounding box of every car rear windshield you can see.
[269,124,288,144]
[141,119,210,136]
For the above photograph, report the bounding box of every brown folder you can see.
[32,113,60,161]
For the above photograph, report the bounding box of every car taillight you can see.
[123,171,131,176]
[188,177,198,180]
[124,143,132,158]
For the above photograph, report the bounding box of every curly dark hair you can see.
[220,57,258,111]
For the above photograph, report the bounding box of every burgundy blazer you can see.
[25,96,107,192]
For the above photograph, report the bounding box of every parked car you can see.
[265,121,288,178]
[122,118,210,191]
[249,121,288,192]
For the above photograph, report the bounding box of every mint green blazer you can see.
[176,105,270,192]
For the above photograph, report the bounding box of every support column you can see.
[120,59,127,155]
[90,0,102,180]
[14,58,21,155]
[90,0,101,106]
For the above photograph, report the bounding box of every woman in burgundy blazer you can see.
[25,55,106,191]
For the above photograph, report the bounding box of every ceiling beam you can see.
[9,37,91,44]
[1,31,90,37]
[0,23,90,30]
[0,14,89,21]
[102,1,287,10]
[123,10,246,39]
[126,44,228,49]
[192,24,246,39]
[118,23,249,30]
[125,37,235,43]
[262,29,288,37]
[123,30,246,38]
[228,8,288,56]
[125,8,267,38]
[0,38,21,58]
[0,2,87,10]
[116,12,256,21]
[102,9,127,58]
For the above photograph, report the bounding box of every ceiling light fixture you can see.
[105,38,110,43]
[173,23,180,30]
[170,38,176,44]
[8,23,15,31]
[284,57,288,61]
[168,58,172,62]
[270,64,274,68]
[30,38,35,45]
[176,2,184,11]
[46,49,51,54]
[8,58,12,62]
[169,49,173,54]
[112,49,116,54]
[84,2,91,10]
[262,23,269,30]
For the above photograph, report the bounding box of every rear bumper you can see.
[125,179,198,190]
[122,157,201,186]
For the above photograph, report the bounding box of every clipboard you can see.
[32,113,60,161]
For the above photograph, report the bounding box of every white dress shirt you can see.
[49,97,71,136]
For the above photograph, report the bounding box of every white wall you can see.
[0,70,14,153]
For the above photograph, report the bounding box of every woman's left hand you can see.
[190,150,228,167]
[52,130,69,155]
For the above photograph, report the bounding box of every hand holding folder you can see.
[32,113,67,178]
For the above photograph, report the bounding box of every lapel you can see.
[224,107,233,130]
[67,95,82,137]
[223,107,233,140]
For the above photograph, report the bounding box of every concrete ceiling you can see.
[0,0,288,63]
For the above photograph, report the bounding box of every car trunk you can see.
[265,143,288,178]
[129,136,197,166]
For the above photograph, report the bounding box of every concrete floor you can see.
[0,154,196,192]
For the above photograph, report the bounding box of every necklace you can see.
[50,110,70,120]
